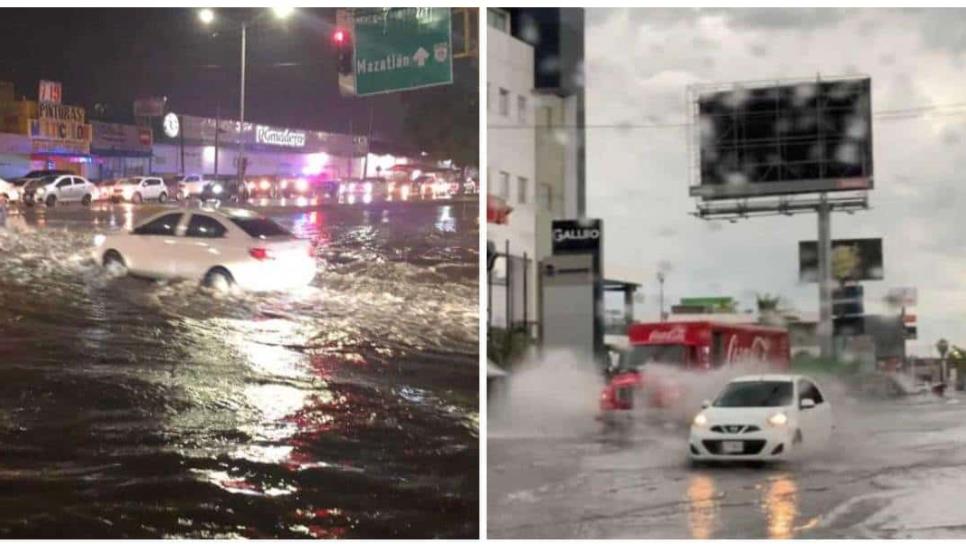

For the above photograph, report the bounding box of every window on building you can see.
[518,95,528,124]
[517,176,528,204]
[499,171,510,198]
[537,182,552,210]
[488,9,509,32]
[498,88,509,116]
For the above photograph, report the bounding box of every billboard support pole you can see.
[817,194,834,360]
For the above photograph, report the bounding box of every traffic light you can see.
[333,28,353,76]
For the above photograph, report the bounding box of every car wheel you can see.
[158,191,167,203]
[203,267,234,293]
[81,194,92,206]
[133,192,143,204]
[45,194,56,207]
[102,250,127,276]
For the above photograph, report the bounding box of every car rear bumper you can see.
[229,258,317,292]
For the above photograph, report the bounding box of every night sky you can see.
[0,8,416,142]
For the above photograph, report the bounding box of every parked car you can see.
[277,176,314,199]
[0,177,23,203]
[689,374,833,464]
[110,176,169,203]
[22,174,97,207]
[93,208,316,292]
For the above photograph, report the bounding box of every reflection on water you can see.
[762,473,798,539]
[686,474,719,538]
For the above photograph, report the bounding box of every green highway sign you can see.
[352,8,453,96]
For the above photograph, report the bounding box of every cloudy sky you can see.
[585,8,966,355]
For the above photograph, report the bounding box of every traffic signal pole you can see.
[817,195,834,360]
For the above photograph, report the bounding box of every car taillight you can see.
[249,247,274,261]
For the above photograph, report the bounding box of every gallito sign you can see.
[551,219,602,255]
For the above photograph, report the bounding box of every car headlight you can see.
[767,412,788,427]
[93,234,105,247]
[260,180,270,190]
[692,412,708,427]
[296,178,308,192]
[212,184,223,194]
[280,180,289,190]
[36,187,46,196]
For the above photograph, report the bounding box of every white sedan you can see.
[689,374,833,463]
[93,208,316,292]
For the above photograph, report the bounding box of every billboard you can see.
[38,80,62,104]
[691,77,873,200]
[799,238,883,283]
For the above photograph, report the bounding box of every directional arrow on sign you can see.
[413,47,429,67]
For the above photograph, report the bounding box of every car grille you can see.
[702,439,766,455]
[710,425,761,434]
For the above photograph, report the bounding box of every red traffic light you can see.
[333,29,347,44]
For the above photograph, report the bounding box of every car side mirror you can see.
[800,398,816,410]
[701,399,711,409]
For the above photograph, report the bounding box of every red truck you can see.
[600,320,790,412]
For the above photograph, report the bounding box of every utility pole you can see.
[817,195,834,360]
[237,21,247,183]
[362,100,374,178]
[657,271,666,322]
[214,104,220,178]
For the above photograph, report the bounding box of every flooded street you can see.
[0,200,479,538]
[489,393,966,539]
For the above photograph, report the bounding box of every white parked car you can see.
[93,207,316,292]
[110,176,169,204]
[689,374,833,463]
[23,174,97,207]
[176,174,212,200]
[0,177,23,203]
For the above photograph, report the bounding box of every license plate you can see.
[721,441,743,454]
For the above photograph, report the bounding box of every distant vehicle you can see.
[245,176,278,199]
[93,207,316,292]
[339,178,389,203]
[276,176,313,199]
[0,177,22,203]
[599,321,790,413]
[22,174,97,207]
[199,179,248,204]
[463,177,479,195]
[689,374,833,463]
[18,169,74,180]
[175,174,214,200]
[110,176,169,203]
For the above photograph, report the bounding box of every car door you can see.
[805,379,833,446]
[180,213,230,281]
[795,379,821,450]
[53,176,73,201]
[128,212,186,278]
[73,177,90,201]
[149,178,164,200]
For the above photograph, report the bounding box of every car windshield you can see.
[119,178,141,185]
[27,176,57,188]
[622,344,687,370]
[713,381,794,408]
[228,217,291,239]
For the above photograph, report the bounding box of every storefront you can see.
[151,112,369,179]
[89,121,153,180]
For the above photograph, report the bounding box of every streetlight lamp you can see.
[197,7,295,184]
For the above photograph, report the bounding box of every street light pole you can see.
[238,21,247,185]
[657,271,666,322]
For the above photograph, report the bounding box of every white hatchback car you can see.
[110,176,169,204]
[24,174,98,207]
[93,208,316,292]
[689,374,833,463]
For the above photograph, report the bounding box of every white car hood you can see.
[701,406,791,426]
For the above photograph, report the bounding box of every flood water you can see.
[0,200,479,538]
